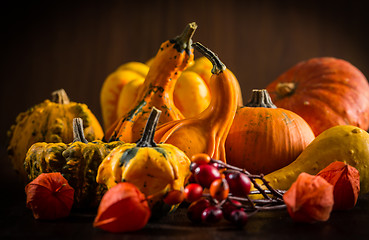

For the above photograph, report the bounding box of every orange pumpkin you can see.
[225,89,315,174]
[266,57,369,136]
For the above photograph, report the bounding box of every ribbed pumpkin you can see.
[24,118,122,208]
[96,108,191,214]
[266,57,369,136]
[225,89,315,174]
[7,89,104,181]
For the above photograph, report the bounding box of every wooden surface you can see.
[1,167,369,239]
[1,0,369,238]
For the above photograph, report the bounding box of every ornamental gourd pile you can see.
[6,22,369,230]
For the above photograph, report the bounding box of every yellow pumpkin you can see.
[97,108,191,214]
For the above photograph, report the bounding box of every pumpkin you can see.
[153,42,238,163]
[7,89,104,181]
[100,24,243,131]
[260,125,369,194]
[225,89,315,174]
[266,57,369,136]
[24,118,123,207]
[96,107,191,214]
[104,22,196,143]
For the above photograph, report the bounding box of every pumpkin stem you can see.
[276,82,296,97]
[51,89,70,104]
[171,22,197,54]
[136,107,162,147]
[192,42,226,75]
[245,89,277,108]
[72,118,88,143]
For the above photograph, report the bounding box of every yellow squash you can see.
[261,125,369,194]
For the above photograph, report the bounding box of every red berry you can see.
[187,199,210,223]
[229,209,248,227]
[194,164,221,188]
[190,162,200,173]
[201,206,223,224]
[225,171,251,197]
[184,183,203,202]
[222,199,244,221]
[209,178,229,201]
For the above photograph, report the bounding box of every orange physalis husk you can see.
[25,172,74,220]
[283,172,334,223]
[93,182,151,233]
[316,161,360,210]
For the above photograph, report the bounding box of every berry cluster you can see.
[182,153,286,227]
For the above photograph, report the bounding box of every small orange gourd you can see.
[105,22,197,143]
[154,42,238,162]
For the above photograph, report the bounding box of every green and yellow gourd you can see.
[96,107,191,215]
[259,125,369,194]
[7,89,104,181]
[24,118,123,208]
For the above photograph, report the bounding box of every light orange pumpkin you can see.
[266,57,369,136]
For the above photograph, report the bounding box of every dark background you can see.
[1,0,369,238]
[1,0,369,146]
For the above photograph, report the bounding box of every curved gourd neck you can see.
[140,23,197,97]
[192,42,237,122]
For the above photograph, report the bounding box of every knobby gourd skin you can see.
[154,42,238,163]
[7,89,104,181]
[24,118,122,208]
[225,89,315,174]
[266,57,369,136]
[96,108,191,215]
[260,125,369,194]
[105,22,197,143]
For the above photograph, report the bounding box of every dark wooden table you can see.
[1,149,369,240]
